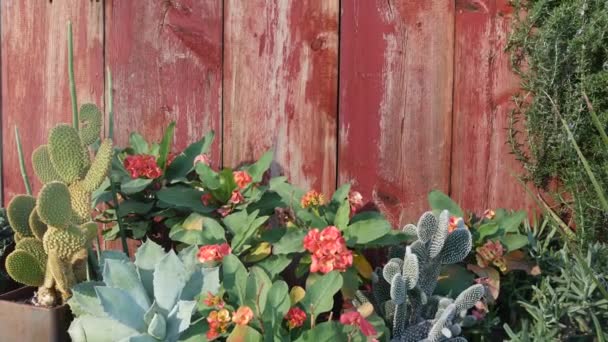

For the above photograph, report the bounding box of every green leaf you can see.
[364,229,416,247]
[332,183,351,203]
[222,254,248,305]
[428,190,464,217]
[156,186,214,213]
[334,200,350,229]
[129,132,149,154]
[227,325,263,342]
[230,210,269,253]
[157,121,176,170]
[477,222,500,243]
[269,177,305,209]
[262,280,290,336]
[195,163,221,189]
[301,271,343,317]
[344,212,391,245]
[256,255,292,279]
[165,131,215,180]
[202,218,227,243]
[273,229,307,254]
[244,267,271,313]
[118,200,154,216]
[297,210,328,229]
[500,234,529,252]
[499,211,526,233]
[434,264,475,296]
[245,150,273,182]
[120,178,153,194]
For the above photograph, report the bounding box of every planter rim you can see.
[0,286,68,311]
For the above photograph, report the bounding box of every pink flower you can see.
[301,190,326,208]
[123,154,162,179]
[232,306,254,325]
[229,190,245,204]
[233,171,252,189]
[285,307,306,329]
[193,153,211,167]
[197,243,231,264]
[303,226,353,273]
[340,311,377,337]
[348,191,363,213]
[476,240,507,272]
[217,205,233,217]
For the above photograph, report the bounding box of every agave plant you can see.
[67,240,220,341]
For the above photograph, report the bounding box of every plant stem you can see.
[110,177,129,256]
[106,67,114,140]
[67,21,78,131]
[15,126,32,195]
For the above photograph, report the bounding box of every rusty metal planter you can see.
[0,286,71,342]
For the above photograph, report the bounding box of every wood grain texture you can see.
[223,0,339,195]
[1,1,104,202]
[451,0,537,215]
[339,0,455,226]
[105,0,223,163]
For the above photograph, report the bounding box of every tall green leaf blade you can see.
[428,190,464,217]
[157,121,176,170]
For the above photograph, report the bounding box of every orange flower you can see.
[233,171,252,189]
[483,209,495,220]
[232,306,254,325]
[285,307,306,329]
[301,190,326,208]
[197,243,232,264]
[206,308,231,340]
[348,191,364,214]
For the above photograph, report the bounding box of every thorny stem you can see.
[110,178,130,256]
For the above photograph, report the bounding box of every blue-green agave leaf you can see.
[153,251,188,315]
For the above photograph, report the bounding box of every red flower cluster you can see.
[123,154,162,179]
[303,226,353,273]
[197,243,231,264]
[285,307,306,329]
[206,309,231,340]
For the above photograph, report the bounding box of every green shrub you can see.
[508,0,608,241]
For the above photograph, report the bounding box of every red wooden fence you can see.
[0,0,536,229]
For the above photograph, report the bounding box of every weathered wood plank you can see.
[223,0,339,195]
[339,0,455,226]
[105,0,223,162]
[451,0,536,215]
[1,1,104,202]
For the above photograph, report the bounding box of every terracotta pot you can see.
[0,286,72,342]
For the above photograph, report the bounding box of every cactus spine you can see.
[355,210,485,342]
[4,103,112,307]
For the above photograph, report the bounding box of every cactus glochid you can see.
[4,104,112,307]
[354,210,485,342]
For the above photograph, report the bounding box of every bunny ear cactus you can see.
[32,104,113,224]
[68,240,220,342]
[4,107,112,306]
[356,210,483,342]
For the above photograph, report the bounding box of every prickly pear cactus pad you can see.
[68,240,220,342]
[4,106,112,307]
[355,210,484,342]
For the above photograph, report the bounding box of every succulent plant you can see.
[68,239,220,342]
[355,210,484,342]
[4,105,112,306]
[32,104,113,224]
